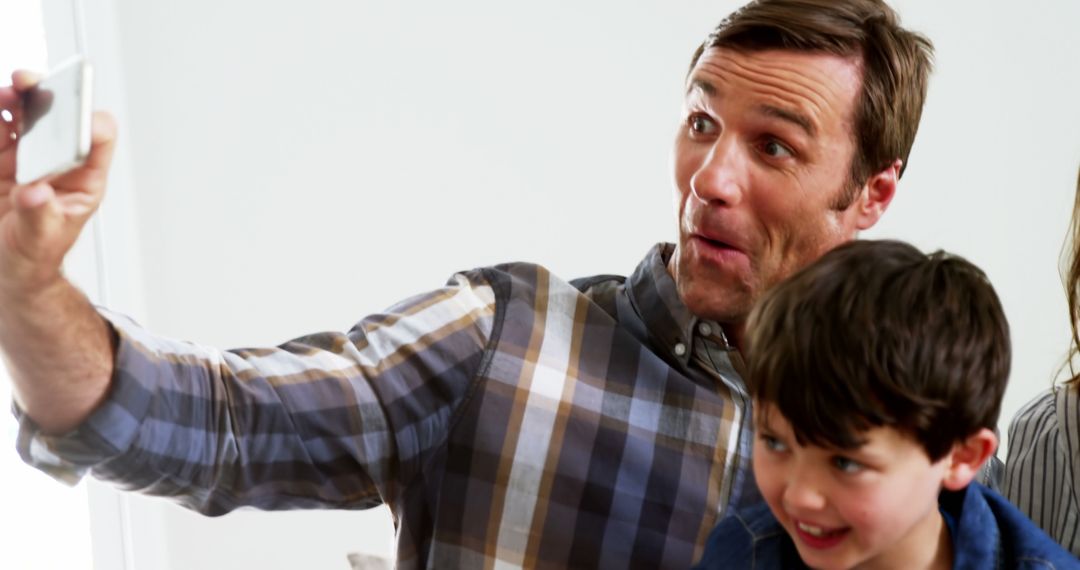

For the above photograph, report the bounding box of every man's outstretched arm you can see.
[0,72,497,517]
[0,71,118,434]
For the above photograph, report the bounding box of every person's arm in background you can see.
[0,71,118,435]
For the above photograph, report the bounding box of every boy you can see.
[695,240,1079,569]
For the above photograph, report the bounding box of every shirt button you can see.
[698,323,712,336]
[674,342,687,356]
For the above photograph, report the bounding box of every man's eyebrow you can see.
[686,79,717,97]
[759,104,816,138]
[687,79,817,138]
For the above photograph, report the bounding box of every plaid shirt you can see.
[17,243,756,568]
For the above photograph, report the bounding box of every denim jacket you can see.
[694,483,1080,569]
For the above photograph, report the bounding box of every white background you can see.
[10,0,1080,568]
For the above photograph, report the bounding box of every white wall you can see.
[873,0,1080,450]
[88,0,1080,568]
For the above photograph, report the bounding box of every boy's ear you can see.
[941,428,998,491]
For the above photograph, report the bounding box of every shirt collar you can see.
[626,243,731,366]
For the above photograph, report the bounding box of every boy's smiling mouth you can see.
[793,519,850,549]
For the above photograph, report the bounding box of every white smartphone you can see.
[15,57,94,185]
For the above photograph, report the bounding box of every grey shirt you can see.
[1005,384,1080,556]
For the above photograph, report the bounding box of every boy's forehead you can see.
[754,401,798,434]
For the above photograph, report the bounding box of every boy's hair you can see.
[746,239,1011,461]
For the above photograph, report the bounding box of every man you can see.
[0,0,931,567]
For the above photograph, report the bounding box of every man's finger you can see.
[0,84,19,158]
[0,133,16,180]
[49,167,107,216]
[0,84,18,108]
[11,70,43,92]
[80,111,118,174]
[13,180,52,211]
[0,116,15,159]
[0,179,15,216]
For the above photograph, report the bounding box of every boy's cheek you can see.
[750,448,773,488]
[750,454,785,509]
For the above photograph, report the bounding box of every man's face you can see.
[671,47,885,335]
[753,404,952,569]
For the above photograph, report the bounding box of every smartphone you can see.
[15,57,94,185]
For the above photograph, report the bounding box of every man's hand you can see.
[0,71,119,434]
[0,70,117,294]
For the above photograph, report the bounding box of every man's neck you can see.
[721,322,745,353]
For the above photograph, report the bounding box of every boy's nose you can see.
[781,476,828,513]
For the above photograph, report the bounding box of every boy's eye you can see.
[832,456,864,474]
[761,435,789,453]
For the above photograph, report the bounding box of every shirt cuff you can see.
[12,308,159,485]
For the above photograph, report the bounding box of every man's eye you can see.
[761,139,794,158]
[832,456,864,474]
[688,114,718,136]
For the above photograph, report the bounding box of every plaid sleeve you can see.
[14,271,496,516]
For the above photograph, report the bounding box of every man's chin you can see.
[679,285,753,324]
[671,247,756,318]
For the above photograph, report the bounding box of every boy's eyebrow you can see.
[824,438,880,461]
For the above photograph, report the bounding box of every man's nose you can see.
[689,134,747,206]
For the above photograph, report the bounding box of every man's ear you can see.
[852,158,901,231]
[941,428,998,491]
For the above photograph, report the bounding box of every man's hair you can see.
[745,240,1011,461]
[691,0,934,207]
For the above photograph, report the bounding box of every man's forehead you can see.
[691,46,863,83]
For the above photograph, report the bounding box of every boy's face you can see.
[753,403,952,570]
